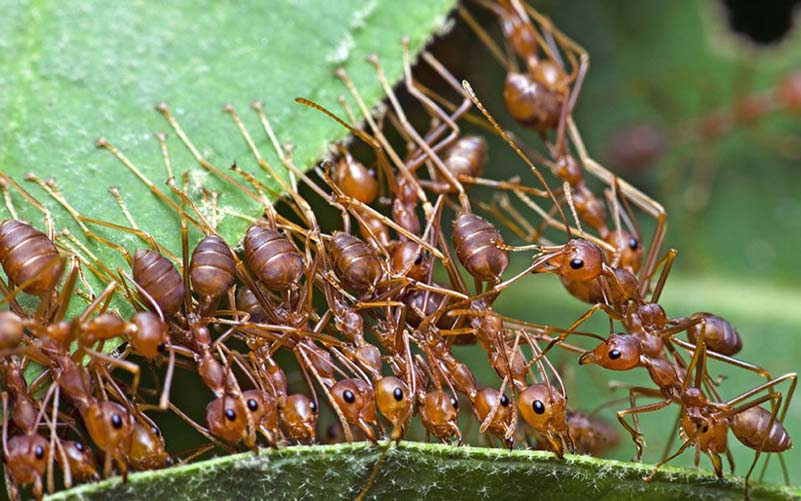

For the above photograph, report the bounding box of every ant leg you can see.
[0,172,56,239]
[643,436,695,482]
[84,347,141,397]
[462,81,570,234]
[155,102,258,200]
[670,337,775,383]
[457,4,512,70]
[529,302,619,364]
[373,51,469,211]
[648,249,678,303]
[95,137,193,226]
[616,396,672,461]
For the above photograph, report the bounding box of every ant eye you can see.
[500,394,510,407]
[247,399,259,411]
[343,389,356,404]
[609,349,622,360]
[368,169,377,178]
[224,409,236,421]
[309,401,318,412]
[414,253,423,265]
[569,258,584,270]
[532,400,546,415]
[35,446,45,459]
[450,397,459,409]
[152,426,161,436]
[628,237,639,250]
[111,414,124,429]
[157,342,167,353]
[393,387,404,401]
[74,442,84,451]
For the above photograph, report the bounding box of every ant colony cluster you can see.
[0,1,795,499]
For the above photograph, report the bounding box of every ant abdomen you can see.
[452,213,509,283]
[243,224,304,291]
[190,235,236,303]
[0,310,25,350]
[0,219,64,297]
[438,136,486,192]
[687,313,743,356]
[731,406,792,452]
[236,286,268,323]
[329,231,381,294]
[503,72,561,132]
[132,249,185,316]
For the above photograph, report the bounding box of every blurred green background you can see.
[420,0,801,484]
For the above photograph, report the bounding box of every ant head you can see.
[503,70,562,132]
[331,379,369,423]
[130,311,169,360]
[605,230,643,274]
[205,395,248,445]
[6,434,49,478]
[518,383,567,435]
[424,390,460,424]
[128,422,170,470]
[0,311,24,350]
[474,387,514,434]
[61,440,99,482]
[419,390,461,441]
[241,389,278,431]
[375,376,413,439]
[549,239,604,282]
[280,394,318,442]
[82,401,134,454]
[578,334,641,370]
[390,241,431,282]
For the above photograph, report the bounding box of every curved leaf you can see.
[46,442,801,501]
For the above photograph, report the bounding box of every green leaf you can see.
[0,0,456,314]
[45,442,801,501]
